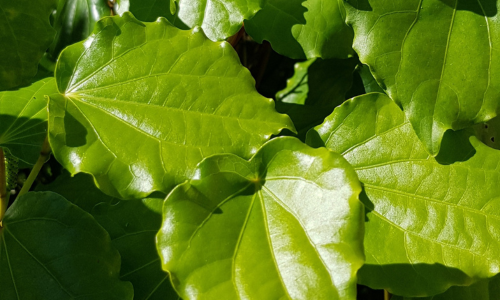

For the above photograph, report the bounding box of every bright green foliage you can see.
[292,0,354,59]
[37,172,178,300]
[157,137,364,300]
[344,0,500,155]
[115,0,189,29]
[392,275,500,300]
[276,59,314,105]
[49,0,111,60]
[307,93,500,296]
[0,78,57,164]
[0,0,56,90]
[0,192,134,299]
[48,13,294,200]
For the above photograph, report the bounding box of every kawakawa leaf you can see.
[114,0,189,29]
[344,0,500,155]
[0,0,56,90]
[48,13,294,200]
[0,192,133,299]
[0,78,57,165]
[307,93,500,297]
[36,172,179,299]
[48,0,111,60]
[157,137,364,300]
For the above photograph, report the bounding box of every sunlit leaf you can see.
[157,137,364,300]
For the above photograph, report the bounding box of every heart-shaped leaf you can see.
[307,93,500,296]
[344,0,500,155]
[48,13,294,200]
[0,78,57,165]
[0,192,133,299]
[0,0,56,90]
[157,137,364,300]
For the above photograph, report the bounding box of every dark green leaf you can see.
[115,0,189,29]
[345,0,500,155]
[0,192,133,299]
[48,13,294,200]
[0,78,57,164]
[307,93,500,296]
[0,0,56,90]
[157,137,364,300]
[475,116,500,150]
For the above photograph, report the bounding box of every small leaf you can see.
[0,78,57,165]
[48,0,111,59]
[475,116,500,150]
[157,137,364,300]
[276,59,314,105]
[307,93,500,296]
[0,0,56,90]
[345,0,500,155]
[292,0,354,59]
[48,13,294,200]
[0,192,133,299]
[37,172,179,299]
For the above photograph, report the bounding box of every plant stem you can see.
[0,148,7,227]
[384,290,391,300]
[16,137,51,199]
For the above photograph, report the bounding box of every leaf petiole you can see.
[16,136,51,200]
[0,148,7,227]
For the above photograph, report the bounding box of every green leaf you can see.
[276,59,314,105]
[291,0,354,59]
[0,0,56,90]
[48,0,111,60]
[157,137,364,300]
[392,274,500,300]
[0,192,133,299]
[475,116,500,150]
[307,93,500,296]
[357,65,384,94]
[0,78,57,165]
[245,0,307,59]
[37,172,179,299]
[344,0,500,155]
[115,0,189,29]
[48,13,294,200]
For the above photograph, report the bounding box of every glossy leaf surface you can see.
[307,93,500,296]
[157,137,364,300]
[292,0,354,59]
[0,0,56,90]
[49,0,111,59]
[0,78,57,164]
[345,0,500,155]
[0,192,133,299]
[48,13,294,200]
[37,172,179,300]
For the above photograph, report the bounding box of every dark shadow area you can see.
[346,0,373,11]
[357,284,384,300]
[64,110,88,147]
[435,129,476,165]
[440,0,498,17]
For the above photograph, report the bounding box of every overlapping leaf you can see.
[37,172,179,300]
[115,0,189,29]
[307,93,500,296]
[48,13,294,200]
[344,0,500,155]
[48,0,111,59]
[157,137,364,300]
[476,116,500,150]
[0,192,133,299]
[0,78,57,165]
[0,0,56,90]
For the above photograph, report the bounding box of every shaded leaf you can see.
[157,137,364,300]
[37,172,179,300]
[115,0,189,29]
[48,0,111,59]
[475,116,500,150]
[48,13,294,200]
[276,59,314,104]
[307,93,500,296]
[345,0,500,155]
[0,192,133,299]
[0,0,56,90]
[0,78,57,165]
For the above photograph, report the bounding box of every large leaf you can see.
[48,0,111,59]
[48,13,294,200]
[307,93,500,296]
[157,137,364,300]
[291,0,354,59]
[0,78,57,165]
[0,192,133,299]
[0,0,56,90]
[344,0,500,155]
[392,274,500,300]
[37,172,179,299]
